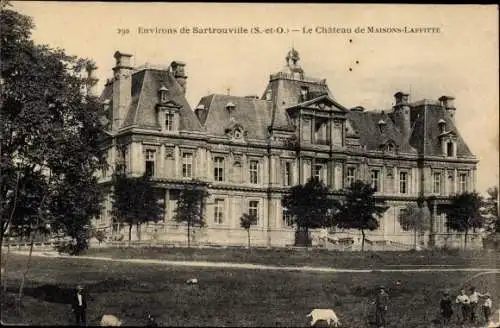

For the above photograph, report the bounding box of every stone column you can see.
[429,201,437,247]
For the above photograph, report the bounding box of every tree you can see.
[398,201,431,250]
[444,192,483,250]
[334,180,388,252]
[110,173,164,242]
[240,213,257,248]
[173,184,209,248]
[282,177,337,246]
[1,7,106,305]
[481,186,499,233]
[1,7,106,247]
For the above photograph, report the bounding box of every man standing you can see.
[469,286,483,324]
[455,288,470,325]
[71,285,87,326]
[440,290,453,327]
[375,286,389,328]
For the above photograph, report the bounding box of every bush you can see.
[54,238,88,255]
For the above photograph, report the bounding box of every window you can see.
[182,153,193,178]
[282,206,293,227]
[459,173,467,193]
[249,160,259,184]
[165,113,174,131]
[433,172,441,194]
[249,201,259,225]
[214,199,224,224]
[145,149,156,177]
[347,167,356,187]
[446,141,454,157]
[283,161,292,186]
[371,169,380,192]
[161,91,168,103]
[300,86,309,101]
[214,157,225,182]
[399,171,408,194]
[314,164,323,180]
[387,143,394,152]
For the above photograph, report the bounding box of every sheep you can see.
[186,278,198,285]
[100,314,122,326]
[306,308,341,327]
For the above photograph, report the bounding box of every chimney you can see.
[392,91,411,140]
[439,96,456,121]
[85,62,98,97]
[112,51,133,131]
[171,61,187,94]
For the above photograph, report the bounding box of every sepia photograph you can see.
[1,2,499,327]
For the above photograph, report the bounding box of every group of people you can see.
[440,287,494,327]
[373,285,495,328]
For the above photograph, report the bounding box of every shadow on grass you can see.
[2,277,176,306]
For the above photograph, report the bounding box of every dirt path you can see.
[10,250,500,274]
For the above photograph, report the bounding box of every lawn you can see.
[84,246,499,269]
[1,254,498,327]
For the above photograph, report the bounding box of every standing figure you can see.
[375,286,389,328]
[483,293,492,324]
[440,291,453,327]
[469,286,484,323]
[455,289,470,325]
[146,313,159,327]
[71,284,87,326]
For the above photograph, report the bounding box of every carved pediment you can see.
[224,122,247,140]
[439,130,457,140]
[288,95,349,113]
[156,99,182,111]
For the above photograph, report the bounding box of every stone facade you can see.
[94,49,479,248]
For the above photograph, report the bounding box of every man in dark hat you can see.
[440,290,453,327]
[375,285,389,328]
[71,284,87,326]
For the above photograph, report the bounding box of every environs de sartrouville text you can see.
[117,26,441,36]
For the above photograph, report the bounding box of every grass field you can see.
[1,253,498,327]
[85,246,499,269]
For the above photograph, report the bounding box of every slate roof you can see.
[196,95,272,140]
[101,68,202,131]
[346,110,417,154]
[263,78,333,131]
[408,103,474,157]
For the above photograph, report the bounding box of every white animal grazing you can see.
[100,314,122,326]
[306,308,340,327]
[186,278,198,285]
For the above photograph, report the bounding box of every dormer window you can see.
[234,128,242,139]
[387,143,394,152]
[438,119,446,133]
[265,89,272,101]
[159,85,169,103]
[378,119,386,134]
[300,87,309,101]
[226,102,236,119]
[446,141,454,157]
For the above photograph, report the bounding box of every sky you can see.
[12,2,499,195]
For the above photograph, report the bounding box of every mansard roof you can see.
[346,110,417,154]
[100,68,202,131]
[196,94,272,140]
[408,102,474,157]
